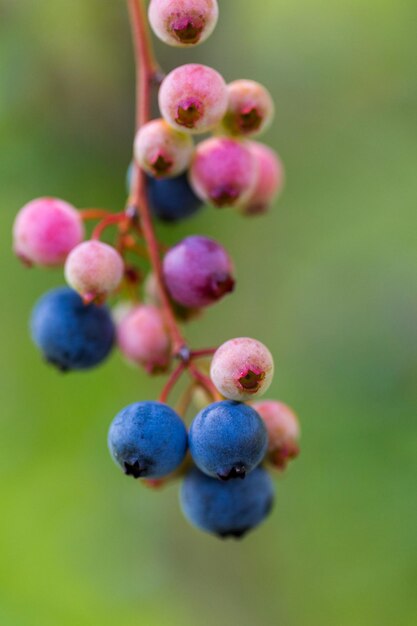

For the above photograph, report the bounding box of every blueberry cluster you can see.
[12,0,299,538]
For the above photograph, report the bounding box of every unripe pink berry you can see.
[252,400,300,470]
[117,305,171,374]
[189,137,258,207]
[210,338,274,401]
[64,241,124,301]
[241,142,285,216]
[221,80,275,137]
[149,0,219,47]
[163,235,235,308]
[13,197,84,267]
[159,64,228,134]
[134,119,194,178]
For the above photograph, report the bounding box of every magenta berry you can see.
[252,400,300,470]
[163,235,235,308]
[241,142,285,216]
[210,337,274,401]
[221,79,275,137]
[159,64,228,134]
[149,0,219,47]
[64,240,124,301]
[117,305,171,373]
[189,137,257,207]
[13,197,84,267]
[134,119,194,178]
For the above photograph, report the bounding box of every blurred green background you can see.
[1,1,416,624]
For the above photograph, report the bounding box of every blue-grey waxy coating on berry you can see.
[108,401,188,479]
[180,466,274,538]
[30,287,115,371]
[189,400,268,480]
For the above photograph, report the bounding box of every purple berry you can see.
[159,64,228,134]
[189,137,258,207]
[210,337,274,401]
[149,0,219,47]
[163,235,235,308]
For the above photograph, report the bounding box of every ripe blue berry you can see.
[189,400,268,480]
[180,466,274,538]
[108,401,188,479]
[30,287,115,371]
[147,173,203,222]
[163,235,235,308]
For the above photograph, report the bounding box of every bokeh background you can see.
[1,1,416,624]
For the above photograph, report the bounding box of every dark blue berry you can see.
[147,174,203,222]
[180,466,274,539]
[108,401,188,479]
[189,400,268,480]
[30,287,115,371]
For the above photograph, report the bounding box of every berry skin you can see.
[210,338,274,401]
[30,287,115,371]
[189,400,268,480]
[149,0,219,48]
[252,400,300,470]
[134,119,194,178]
[189,137,257,207]
[221,79,275,137]
[180,466,274,538]
[159,64,228,134]
[64,241,124,301]
[108,401,188,479]
[163,235,235,308]
[13,197,84,267]
[117,305,171,374]
[241,142,285,216]
[147,173,203,222]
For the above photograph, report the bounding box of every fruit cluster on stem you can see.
[13,0,298,539]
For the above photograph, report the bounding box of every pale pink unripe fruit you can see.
[64,241,124,301]
[117,305,171,373]
[149,0,219,48]
[221,80,275,137]
[210,337,274,401]
[189,137,258,207]
[252,400,300,470]
[134,119,194,178]
[159,64,228,134]
[241,142,285,216]
[13,197,84,267]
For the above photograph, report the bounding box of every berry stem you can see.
[190,348,217,359]
[159,362,186,403]
[91,213,128,241]
[127,0,186,356]
[80,208,112,221]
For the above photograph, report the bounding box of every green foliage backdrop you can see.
[1,1,416,625]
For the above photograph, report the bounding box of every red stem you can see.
[91,213,127,240]
[159,363,186,404]
[127,0,186,356]
[190,348,217,359]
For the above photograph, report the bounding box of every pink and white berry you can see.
[134,119,194,178]
[158,64,228,134]
[117,305,171,373]
[64,241,124,300]
[221,79,275,137]
[149,0,219,48]
[241,142,285,216]
[189,137,258,207]
[210,337,274,401]
[13,197,84,267]
[252,400,300,469]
